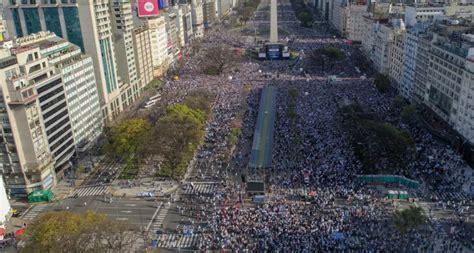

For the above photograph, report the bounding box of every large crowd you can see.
[153,0,473,251]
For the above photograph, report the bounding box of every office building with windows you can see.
[0,46,56,197]
[4,0,123,123]
[133,26,153,93]
[15,32,102,152]
[7,37,76,179]
[111,0,139,109]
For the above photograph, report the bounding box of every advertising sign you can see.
[137,0,159,17]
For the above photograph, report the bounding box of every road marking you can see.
[121,210,133,213]
[116,217,128,221]
[125,204,137,207]
[146,203,163,231]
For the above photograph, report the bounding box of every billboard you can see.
[137,0,159,17]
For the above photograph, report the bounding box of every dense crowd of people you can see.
[152,0,472,251]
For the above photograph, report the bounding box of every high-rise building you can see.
[425,32,474,142]
[164,11,181,66]
[133,26,153,94]
[388,26,406,91]
[145,16,169,77]
[15,32,102,152]
[203,0,216,28]
[12,43,75,177]
[190,0,204,38]
[4,0,123,123]
[0,47,56,197]
[111,0,139,110]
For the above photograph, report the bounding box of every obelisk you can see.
[270,0,278,43]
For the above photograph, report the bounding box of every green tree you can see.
[150,105,206,179]
[20,211,133,253]
[105,118,150,178]
[391,95,406,114]
[310,47,345,71]
[374,74,391,93]
[393,206,427,234]
[297,12,313,27]
[340,104,416,174]
[401,105,417,124]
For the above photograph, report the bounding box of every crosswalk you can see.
[155,233,201,249]
[149,204,170,234]
[183,183,218,195]
[22,204,47,221]
[70,185,109,198]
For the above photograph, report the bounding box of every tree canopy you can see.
[310,47,345,72]
[201,45,240,76]
[340,104,416,174]
[105,118,151,178]
[153,104,206,179]
[392,206,427,234]
[374,74,391,93]
[290,0,314,27]
[20,211,133,253]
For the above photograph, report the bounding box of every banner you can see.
[137,0,159,17]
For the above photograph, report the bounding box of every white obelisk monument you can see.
[270,0,278,43]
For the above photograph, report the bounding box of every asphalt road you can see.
[44,197,160,231]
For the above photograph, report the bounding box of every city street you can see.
[7,0,473,252]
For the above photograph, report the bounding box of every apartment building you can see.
[388,22,406,91]
[191,0,205,38]
[203,0,216,28]
[111,0,139,110]
[413,32,432,104]
[165,11,181,65]
[15,33,102,153]
[9,45,75,178]
[4,0,123,123]
[405,4,445,27]
[145,16,169,77]
[133,26,153,93]
[346,2,368,42]
[0,47,56,197]
[426,32,474,142]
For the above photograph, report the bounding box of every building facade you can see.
[4,0,123,123]
[146,16,169,77]
[425,33,474,142]
[133,26,153,93]
[0,47,56,197]
[15,32,102,152]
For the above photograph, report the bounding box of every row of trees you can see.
[20,211,133,253]
[290,0,314,27]
[105,92,212,179]
[236,0,261,25]
[340,104,416,174]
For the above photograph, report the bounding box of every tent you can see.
[398,191,409,200]
[27,190,54,203]
[15,228,25,238]
[387,190,399,199]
